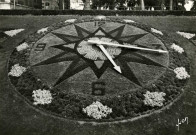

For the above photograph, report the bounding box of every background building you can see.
[70,0,84,10]
[0,0,42,9]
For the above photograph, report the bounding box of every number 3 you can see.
[35,43,46,51]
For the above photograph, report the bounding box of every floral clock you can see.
[8,16,190,123]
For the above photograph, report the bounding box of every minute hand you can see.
[88,40,168,53]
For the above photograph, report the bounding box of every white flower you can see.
[16,42,29,52]
[37,27,48,34]
[4,29,24,37]
[151,28,163,35]
[143,91,166,107]
[83,101,112,119]
[124,19,135,23]
[171,43,184,54]
[8,64,27,77]
[65,19,77,23]
[176,31,195,39]
[32,89,53,105]
[174,67,190,80]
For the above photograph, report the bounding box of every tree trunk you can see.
[84,0,91,10]
[14,0,16,9]
[59,0,63,9]
[140,0,145,10]
[170,0,173,10]
[161,0,165,10]
[59,0,68,9]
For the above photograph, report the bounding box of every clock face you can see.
[8,17,190,122]
[29,20,169,96]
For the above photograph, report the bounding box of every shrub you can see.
[0,10,196,16]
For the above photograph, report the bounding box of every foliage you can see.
[91,0,106,9]
[127,0,137,8]
[191,0,196,10]
[89,0,191,10]
[145,0,162,10]
[91,0,118,9]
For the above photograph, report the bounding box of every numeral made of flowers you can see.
[92,82,106,96]
[35,43,46,51]
[95,21,106,27]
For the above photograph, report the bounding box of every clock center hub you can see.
[77,37,122,61]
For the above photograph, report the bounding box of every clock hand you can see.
[97,44,122,73]
[88,40,168,53]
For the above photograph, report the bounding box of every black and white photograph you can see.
[0,0,196,135]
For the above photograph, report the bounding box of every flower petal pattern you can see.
[174,67,190,80]
[32,89,53,105]
[8,64,27,77]
[83,101,112,119]
[16,42,29,52]
[171,43,184,54]
[143,91,166,107]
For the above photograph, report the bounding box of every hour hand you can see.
[97,44,122,73]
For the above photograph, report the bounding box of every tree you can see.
[105,0,116,10]
[91,0,105,9]
[127,0,137,10]
[169,0,173,10]
[145,0,162,10]
[145,0,154,10]
[91,0,117,10]
[115,0,127,10]
[140,0,145,10]
[191,0,196,10]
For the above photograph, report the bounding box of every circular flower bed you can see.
[7,17,190,122]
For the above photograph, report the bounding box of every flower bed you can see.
[7,17,190,122]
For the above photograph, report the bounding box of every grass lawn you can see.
[0,15,196,135]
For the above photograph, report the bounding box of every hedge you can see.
[0,9,196,16]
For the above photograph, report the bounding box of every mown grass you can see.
[0,15,196,135]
